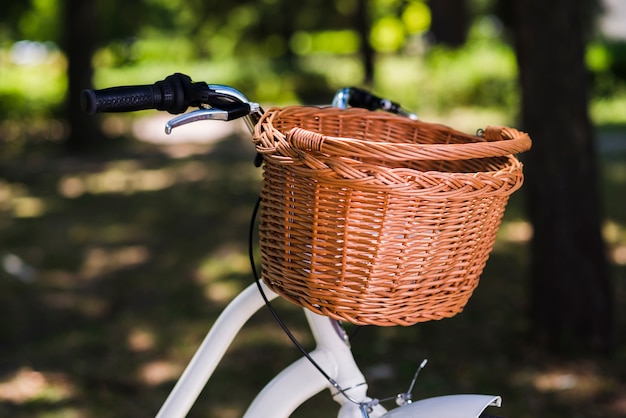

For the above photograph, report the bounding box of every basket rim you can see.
[254,106,532,162]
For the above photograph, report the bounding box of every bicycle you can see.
[81,73,530,418]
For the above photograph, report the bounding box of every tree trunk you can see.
[63,0,103,153]
[428,0,469,48]
[513,0,613,353]
[356,0,375,86]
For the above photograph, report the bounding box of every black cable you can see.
[247,197,386,410]
[247,196,337,384]
[246,196,410,413]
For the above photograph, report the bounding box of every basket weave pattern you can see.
[253,106,531,326]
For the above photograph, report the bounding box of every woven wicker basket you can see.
[253,106,531,326]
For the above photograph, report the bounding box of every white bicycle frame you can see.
[155,282,501,418]
[154,88,503,418]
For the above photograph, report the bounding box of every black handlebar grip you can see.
[80,73,207,115]
[80,85,163,114]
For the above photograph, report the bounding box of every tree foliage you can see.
[1,0,435,60]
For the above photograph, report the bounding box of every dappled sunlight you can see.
[100,114,132,137]
[204,406,240,418]
[138,360,183,387]
[33,270,109,317]
[231,322,309,351]
[132,115,252,158]
[11,196,47,218]
[96,109,255,158]
[127,327,157,353]
[80,245,151,279]
[195,247,252,303]
[57,176,86,199]
[202,280,243,304]
[0,181,13,210]
[0,180,48,218]
[196,248,251,279]
[68,109,246,155]
[418,106,512,134]
[132,114,248,145]
[603,220,626,265]
[41,291,108,318]
[57,159,215,198]
[58,166,176,196]
[604,220,624,243]
[512,363,616,402]
[0,368,76,404]
[0,118,67,143]
[613,246,626,265]
[496,218,626,265]
[498,219,533,243]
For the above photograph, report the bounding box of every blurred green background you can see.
[1,0,625,417]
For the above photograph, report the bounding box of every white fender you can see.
[381,394,502,418]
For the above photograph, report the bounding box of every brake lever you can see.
[164,102,262,134]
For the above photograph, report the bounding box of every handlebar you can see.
[80,73,417,133]
[80,73,257,118]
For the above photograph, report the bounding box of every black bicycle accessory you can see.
[346,87,404,114]
[332,86,417,120]
[80,73,250,116]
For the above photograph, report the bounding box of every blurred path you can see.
[131,114,249,145]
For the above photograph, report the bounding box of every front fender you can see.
[381,394,502,418]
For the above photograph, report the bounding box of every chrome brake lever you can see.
[165,108,230,134]
[164,102,262,134]
[165,82,264,134]
[207,84,252,105]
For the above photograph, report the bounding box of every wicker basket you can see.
[253,106,531,326]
